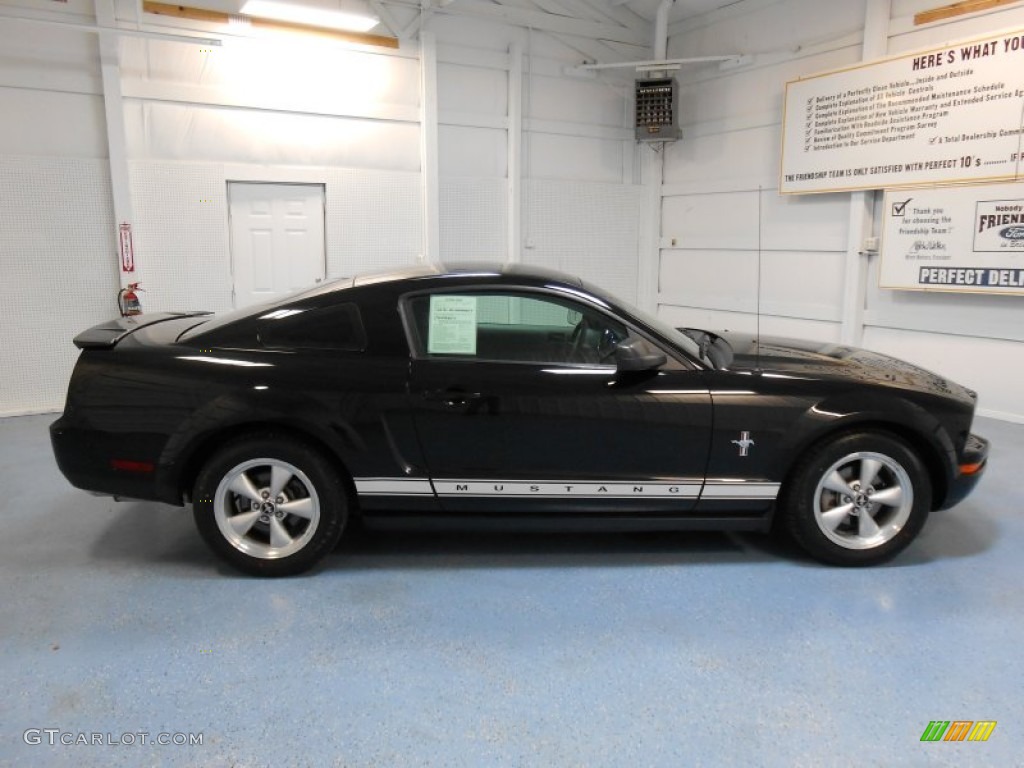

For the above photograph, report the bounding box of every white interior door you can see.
[228,182,326,308]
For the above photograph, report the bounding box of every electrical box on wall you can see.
[635,77,681,142]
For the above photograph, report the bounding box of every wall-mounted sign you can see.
[879,182,1024,295]
[781,28,1024,195]
[119,222,135,273]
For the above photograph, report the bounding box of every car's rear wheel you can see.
[781,431,931,566]
[193,436,346,576]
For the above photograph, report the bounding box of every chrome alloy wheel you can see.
[812,451,913,550]
[213,458,321,559]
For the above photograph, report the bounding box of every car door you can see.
[403,287,713,515]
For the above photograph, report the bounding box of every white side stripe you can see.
[353,478,434,496]
[701,482,780,499]
[353,478,781,500]
[432,480,702,498]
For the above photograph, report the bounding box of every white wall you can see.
[18,0,1020,421]
[0,8,114,415]
[0,2,646,414]
[662,0,1024,422]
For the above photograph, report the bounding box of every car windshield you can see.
[579,280,710,366]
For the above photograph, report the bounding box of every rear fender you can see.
[156,391,360,504]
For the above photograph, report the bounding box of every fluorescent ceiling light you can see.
[240,0,378,32]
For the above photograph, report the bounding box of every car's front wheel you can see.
[193,435,347,576]
[781,431,931,566]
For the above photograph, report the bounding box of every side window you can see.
[258,302,366,351]
[409,292,628,365]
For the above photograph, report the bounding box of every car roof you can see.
[351,261,584,289]
[182,262,589,342]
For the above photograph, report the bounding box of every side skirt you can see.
[360,512,773,534]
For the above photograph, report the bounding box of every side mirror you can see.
[614,339,667,372]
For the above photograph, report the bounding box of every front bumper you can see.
[939,432,989,510]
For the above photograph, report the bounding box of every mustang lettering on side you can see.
[50,263,989,576]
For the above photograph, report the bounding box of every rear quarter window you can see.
[257,303,366,352]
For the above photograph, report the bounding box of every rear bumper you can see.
[50,416,180,505]
[939,432,989,510]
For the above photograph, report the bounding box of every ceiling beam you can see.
[549,32,628,64]
[668,0,787,38]
[142,1,399,47]
[530,0,602,22]
[914,0,1022,24]
[0,6,221,45]
[489,0,557,12]
[575,0,649,32]
[368,0,405,36]
[413,0,651,45]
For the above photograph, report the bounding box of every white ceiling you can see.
[205,0,740,21]
[186,0,745,52]
[624,0,745,23]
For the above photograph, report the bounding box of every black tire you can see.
[780,431,931,566]
[193,435,347,576]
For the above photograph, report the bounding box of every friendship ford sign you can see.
[880,182,1024,295]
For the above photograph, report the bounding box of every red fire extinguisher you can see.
[117,283,143,317]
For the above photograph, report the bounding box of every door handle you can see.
[424,389,486,408]
[444,394,482,407]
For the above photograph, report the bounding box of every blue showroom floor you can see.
[0,413,1021,767]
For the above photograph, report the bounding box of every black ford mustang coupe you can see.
[51,263,988,575]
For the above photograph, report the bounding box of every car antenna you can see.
[755,185,763,372]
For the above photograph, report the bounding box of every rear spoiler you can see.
[74,312,213,350]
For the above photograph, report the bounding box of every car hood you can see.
[692,329,975,402]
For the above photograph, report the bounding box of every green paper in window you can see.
[428,295,477,355]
